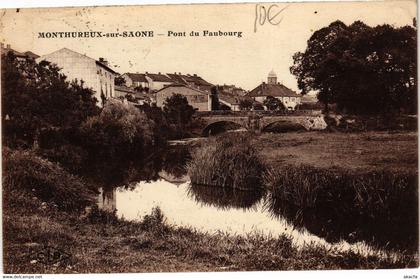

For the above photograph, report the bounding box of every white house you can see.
[121,72,149,89]
[155,84,212,111]
[247,71,302,110]
[36,48,117,105]
[145,72,173,91]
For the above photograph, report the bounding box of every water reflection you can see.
[101,180,296,238]
[96,146,415,254]
[91,146,190,190]
[187,184,265,210]
[97,187,116,212]
[159,147,191,179]
[265,191,418,253]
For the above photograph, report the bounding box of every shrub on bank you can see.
[324,114,418,132]
[2,148,96,211]
[79,99,155,159]
[187,133,265,190]
[263,165,418,251]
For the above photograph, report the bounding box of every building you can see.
[121,71,215,93]
[218,84,247,97]
[155,84,211,111]
[247,70,301,110]
[1,43,39,60]
[120,73,149,89]
[36,48,117,105]
[218,93,241,111]
[166,73,213,91]
[145,72,173,91]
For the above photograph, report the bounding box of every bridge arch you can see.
[202,121,245,137]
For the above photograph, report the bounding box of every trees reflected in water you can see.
[92,146,191,190]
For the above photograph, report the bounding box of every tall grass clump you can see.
[187,132,265,190]
[263,165,418,251]
[3,148,96,212]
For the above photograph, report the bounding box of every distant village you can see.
[2,44,319,111]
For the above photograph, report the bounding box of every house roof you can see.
[166,73,213,87]
[24,51,40,59]
[184,74,213,86]
[219,93,241,105]
[125,73,148,83]
[156,84,209,95]
[95,61,117,75]
[38,48,117,74]
[146,73,172,82]
[166,73,188,85]
[247,83,300,98]
[2,47,28,58]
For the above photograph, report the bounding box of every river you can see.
[96,146,400,258]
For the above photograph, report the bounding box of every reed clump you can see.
[187,132,265,190]
[263,165,418,251]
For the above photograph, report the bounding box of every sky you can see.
[0,1,416,91]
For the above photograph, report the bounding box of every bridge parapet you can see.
[195,109,322,118]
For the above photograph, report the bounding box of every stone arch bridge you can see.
[195,111,327,136]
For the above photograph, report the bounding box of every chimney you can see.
[145,71,148,74]
[6,44,10,49]
[158,72,161,74]
[193,74,197,77]
[99,57,109,66]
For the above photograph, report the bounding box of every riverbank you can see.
[3,131,419,272]
[4,190,416,273]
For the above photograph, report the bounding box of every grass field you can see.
[253,131,417,172]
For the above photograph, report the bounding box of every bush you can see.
[80,99,155,159]
[263,121,306,133]
[2,148,96,212]
[187,133,265,190]
[38,144,88,173]
[263,165,418,251]
[325,114,418,132]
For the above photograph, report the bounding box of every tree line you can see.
[2,52,196,185]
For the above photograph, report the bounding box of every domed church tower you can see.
[267,70,277,84]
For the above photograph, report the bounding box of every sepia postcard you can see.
[0,0,418,277]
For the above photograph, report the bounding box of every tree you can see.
[290,20,417,114]
[210,86,220,110]
[114,75,126,86]
[263,96,285,111]
[2,52,99,148]
[139,103,172,143]
[239,99,253,110]
[163,94,195,136]
[80,99,155,159]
